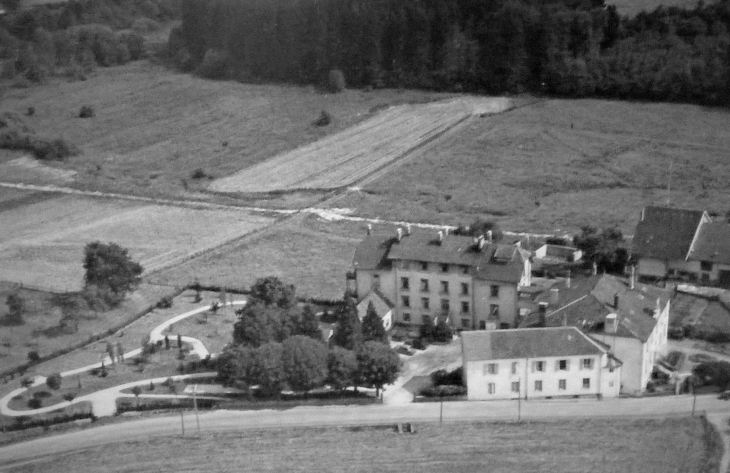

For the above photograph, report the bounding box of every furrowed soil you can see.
[0,60,454,198]
[331,98,730,234]
[12,418,712,473]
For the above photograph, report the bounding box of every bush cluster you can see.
[0,128,79,161]
[419,385,467,397]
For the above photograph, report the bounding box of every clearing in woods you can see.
[209,98,511,193]
[0,188,275,292]
[9,418,714,473]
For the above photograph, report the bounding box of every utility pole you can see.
[439,393,444,424]
[180,408,185,437]
[193,384,201,437]
[691,378,697,416]
[517,393,522,422]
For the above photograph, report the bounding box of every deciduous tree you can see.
[326,346,358,391]
[356,341,401,397]
[83,242,143,300]
[282,336,328,392]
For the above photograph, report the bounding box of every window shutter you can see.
[555,360,560,371]
[494,363,499,375]
[531,361,535,373]
[566,360,570,371]
[579,359,583,371]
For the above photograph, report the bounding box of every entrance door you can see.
[719,270,730,288]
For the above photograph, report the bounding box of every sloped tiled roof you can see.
[688,222,730,265]
[632,206,706,262]
[386,231,482,266]
[522,275,670,343]
[462,327,606,362]
[352,235,396,270]
[356,289,393,320]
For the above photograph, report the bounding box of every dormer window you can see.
[441,264,449,273]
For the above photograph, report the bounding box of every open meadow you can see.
[146,215,399,301]
[0,61,453,198]
[10,418,717,473]
[0,187,275,292]
[331,98,730,234]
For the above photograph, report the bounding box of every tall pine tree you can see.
[298,304,322,341]
[332,295,362,351]
[361,301,387,344]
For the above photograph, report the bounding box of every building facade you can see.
[352,227,530,332]
[462,327,621,400]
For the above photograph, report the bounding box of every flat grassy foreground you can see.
[333,98,730,233]
[13,418,716,473]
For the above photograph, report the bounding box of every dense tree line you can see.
[174,0,730,105]
[219,278,401,397]
[0,0,180,84]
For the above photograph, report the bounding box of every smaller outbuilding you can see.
[461,327,621,400]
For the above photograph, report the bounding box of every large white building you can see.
[351,227,531,333]
[521,274,671,394]
[462,327,622,400]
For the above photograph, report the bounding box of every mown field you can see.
[210,98,509,193]
[331,98,730,234]
[11,418,716,473]
[0,61,453,198]
[146,215,399,301]
[0,188,275,292]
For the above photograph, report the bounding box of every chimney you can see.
[437,230,443,243]
[605,313,618,334]
[613,293,619,309]
[367,223,372,236]
[592,261,598,276]
[565,270,571,289]
[538,302,548,327]
[486,230,493,243]
[406,224,412,235]
[396,228,402,241]
[550,287,559,306]
[630,266,635,290]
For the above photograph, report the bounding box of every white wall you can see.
[464,353,618,400]
[591,334,645,394]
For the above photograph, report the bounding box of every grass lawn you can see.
[0,60,453,199]
[171,308,237,356]
[0,283,175,376]
[146,215,400,301]
[331,98,730,234]
[12,417,717,473]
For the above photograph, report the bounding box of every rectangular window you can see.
[401,261,411,270]
[421,314,430,325]
[511,362,518,375]
[401,277,409,290]
[462,266,469,275]
[484,363,498,375]
[401,295,410,308]
[441,264,449,273]
[420,262,428,271]
[488,383,496,394]
[490,285,500,298]
[534,380,543,392]
[420,279,429,292]
[582,378,590,389]
[461,283,469,295]
[440,281,449,294]
[461,301,470,314]
[701,273,710,282]
[490,304,500,318]
[372,274,380,288]
[421,297,430,310]
[558,379,566,390]
[461,318,470,329]
[557,359,568,371]
[402,313,411,322]
[701,261,713,271]
[582,358,594,370]
[511,381,520,393]
[479,321,486,330]
[441,299,450,312]
[608,381,614,387]
[532,361,545,372]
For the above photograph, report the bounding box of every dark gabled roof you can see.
[522,275,670,343]
[688,222,730,265]
[386,231,482,266]
[352,235,396,270]
[474,245,524,284]
[632,206,706,262]
[462,327,606,362]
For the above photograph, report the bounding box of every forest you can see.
[174,0,730,105]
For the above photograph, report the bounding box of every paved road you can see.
[0,393,727,469]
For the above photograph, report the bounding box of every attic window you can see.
[701,261,713,271]
[441,264,449,273]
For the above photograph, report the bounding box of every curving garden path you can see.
[0,300,246,418]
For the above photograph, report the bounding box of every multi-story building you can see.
[462,327,622,400]
[351,226,531,332]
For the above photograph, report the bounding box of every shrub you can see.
[328,69,346,92]
[27,398,42,409]
[313,110,331,127]
[63,392,76,402]
[26,106,34,116]
[27,351,40,363]
[148,381,155,391]
[419,385,467,397]
[33,390,51,399]
[157,295,173,309]
[79,105,95,118]
[431,367,464,386]
[191,168,207,179]
[197,49,229,79]
[132,17,161,33]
